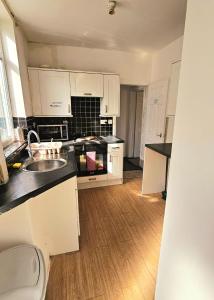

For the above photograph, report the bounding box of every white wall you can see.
[151,36,183,83]
[28,43,152,86]
[155,1,214,299]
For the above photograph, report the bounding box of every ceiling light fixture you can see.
[108,0,117,15]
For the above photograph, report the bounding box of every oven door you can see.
[75,143,107,177]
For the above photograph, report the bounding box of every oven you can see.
[37,124,68,141]
[74,142,107,177]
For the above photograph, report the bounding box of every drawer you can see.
[108,143,123,154]
[77,174,108,184]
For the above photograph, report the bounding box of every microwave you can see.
[37,124,68,141]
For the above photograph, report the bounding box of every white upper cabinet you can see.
[70,72,103,97]
[28,69,42,116]
[28,69,72,116]
[39,70,71,116]
[101,75,120,116]
[28,68,120,117]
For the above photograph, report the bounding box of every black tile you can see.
[25,98,113,139]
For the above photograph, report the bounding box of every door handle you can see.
[68,104,71,113]
[157,133,162,138]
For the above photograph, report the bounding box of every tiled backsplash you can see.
[13,97,113,140]
[71,97,112,137]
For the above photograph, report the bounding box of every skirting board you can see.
[78,179,123,190]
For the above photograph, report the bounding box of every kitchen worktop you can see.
[62,136,124,146]
[145,143,172,158]
[99,136,124,143]
[0,147,77,214]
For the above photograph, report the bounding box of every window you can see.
[0,57,14,147]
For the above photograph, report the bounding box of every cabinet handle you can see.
[109,154,112,162]
[89,177,96,181]
[68,103,71,113]
[112,147,120,149]
[84,93,92,96]
[50,104,61,107]
[105,105,108,113]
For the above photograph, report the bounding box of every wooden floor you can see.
[46,178,165,300]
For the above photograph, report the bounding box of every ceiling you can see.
[5,0,187,53]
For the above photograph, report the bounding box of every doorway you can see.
[116,85,144,171]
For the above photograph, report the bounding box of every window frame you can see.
[0,38,14,148]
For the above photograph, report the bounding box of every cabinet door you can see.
[28,69,42,116]
[70,72,103,97]
[108,154,123,180]
[108,143,123,180]
[29,177,79,255]
[101,75,120,116]
[39,70,71,116]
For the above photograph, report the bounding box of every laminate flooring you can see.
[46,178,165,300]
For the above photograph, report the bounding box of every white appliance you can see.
[0,245,47,300]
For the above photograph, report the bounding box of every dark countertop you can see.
[0,147,77,214]
[99,136,124,144]
[145,143,172,158]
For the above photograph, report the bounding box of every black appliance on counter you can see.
[37,124,68,141]
[74,137,107,177]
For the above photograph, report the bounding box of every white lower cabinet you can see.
[29,176,79,255]
[0,176,80,278]
[107,143,124,181]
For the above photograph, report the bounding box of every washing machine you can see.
[0,244,47,300]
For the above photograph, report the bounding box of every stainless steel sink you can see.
[22,159,67,173]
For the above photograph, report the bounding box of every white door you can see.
[39,70,71,116]
[144,80,168,144]
[70,72,103,97]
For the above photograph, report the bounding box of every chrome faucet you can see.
[27,130,40,158]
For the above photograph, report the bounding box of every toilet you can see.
[0,244,47,300]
